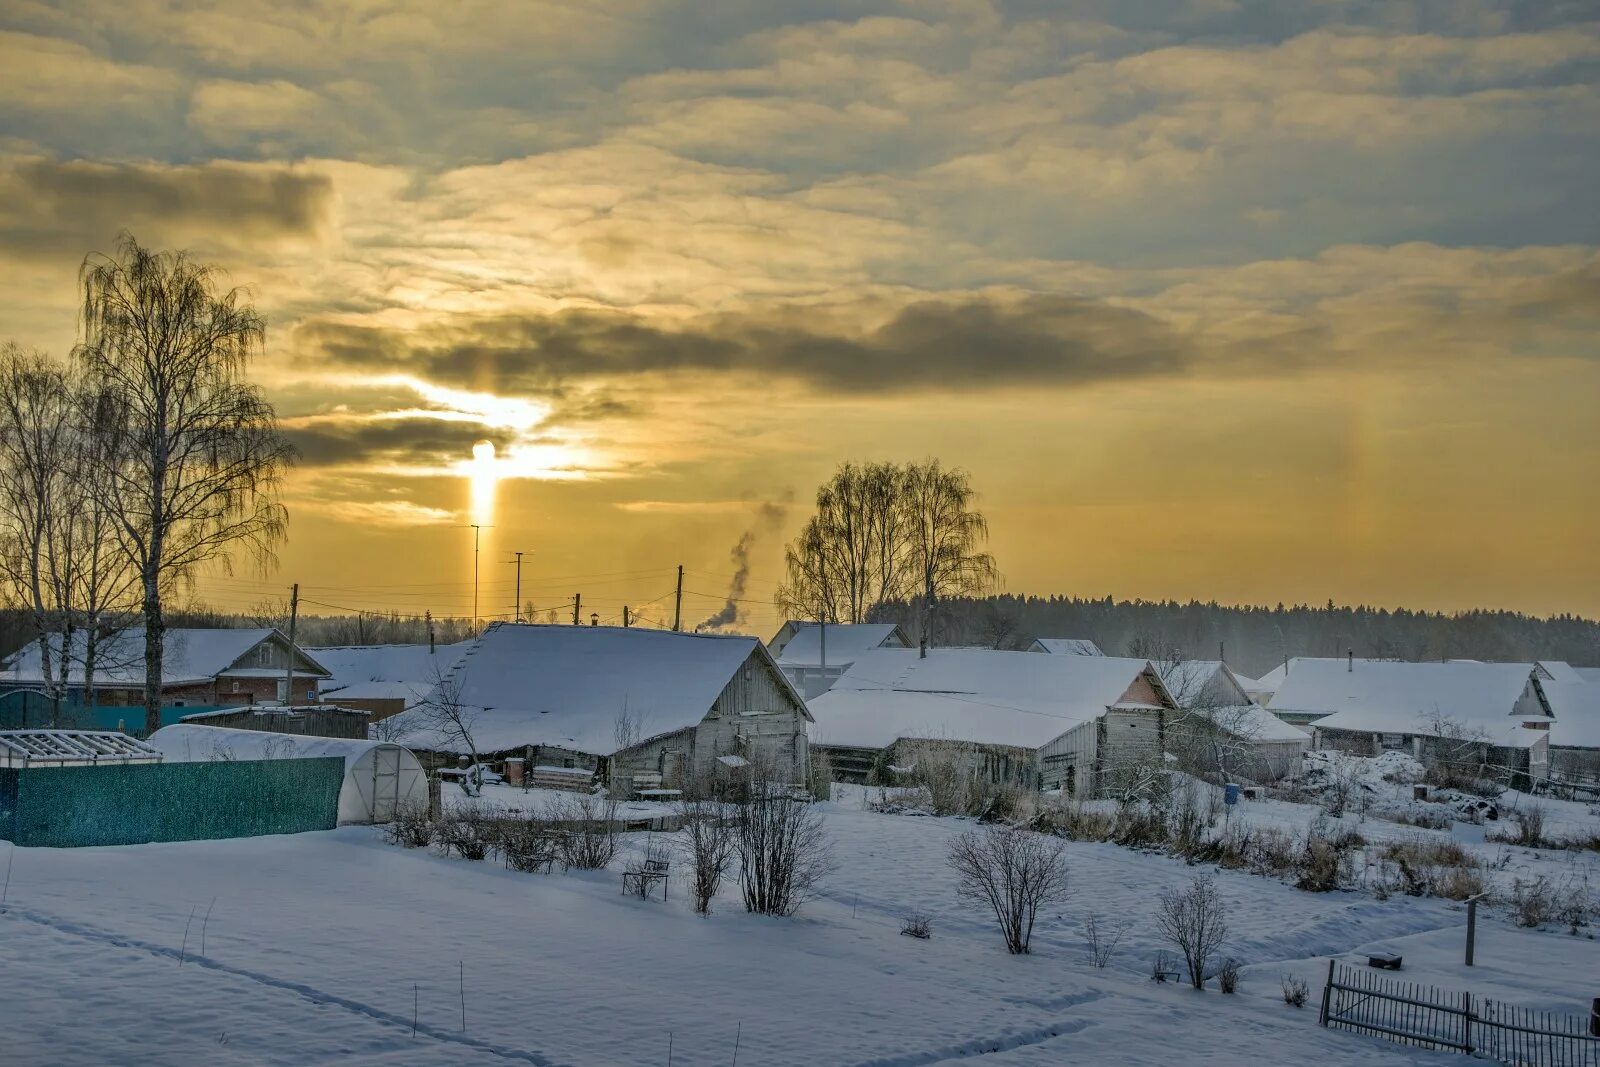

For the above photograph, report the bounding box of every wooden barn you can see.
[178,704,369,739]
[389,623,813,795]
[767,621,911,699]
[807,647,1179,796]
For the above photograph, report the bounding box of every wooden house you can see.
[390,622,813,794]
[767,621,910,699]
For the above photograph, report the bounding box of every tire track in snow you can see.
[2,906,571,1067]
[842,992,1105,1067]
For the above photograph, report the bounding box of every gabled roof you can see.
[309,642,468,694]
[768,622,908,666]
[1542,681,1600,749]
[1160,660,1253,709]
[1270,659,1547,748]
[1536,661,1583,686]
[391,623,809,755]
[1028,638,1104,656]
[4,628,330,688]
[1574,667,1600,684]
[809,647,1166,751]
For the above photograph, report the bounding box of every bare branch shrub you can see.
[381,801,434,849]
[948,826,1070,954]
[900,912,932,939]
[1218,957,1242,994]
[734,775,834,916]
[546,793,621,870]
[678,799,736,915]
[1156,874,1229,990]
[1082,912,1129,968]
[1281,973,1309,1007]
[1151,950,1175,982]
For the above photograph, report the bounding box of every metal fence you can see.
[0,757,344,847]
[1320,961,1600,1066]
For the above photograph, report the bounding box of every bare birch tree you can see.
[948,826,1070,954]
[75,234,294,734]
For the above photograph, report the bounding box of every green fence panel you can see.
[0,757,343,847]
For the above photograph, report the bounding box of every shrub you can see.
[948,826,1070,954]
[1281,973,1309,1008]
[1380,838,1481,899]
[1151,950,1176,983]
[1218,958,1242,994]
[546,793,622,870]
[1082,912,1129,968]
[381,802,434,849]
[735,793,834,916]
[1296,837,1344,893]
[678,799,736,915]
[1157,874,1230,990]
[499,819,559,873]
[900,912,932,939]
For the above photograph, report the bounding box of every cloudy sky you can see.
[2,0,1596,629]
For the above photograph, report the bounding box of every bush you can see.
[1296,837,1345,893]
[546,793,622,870]
[948,826,1070,954]
[1218,958,1242,994]
[435,811,491,861]
[1281,973,1309,1008]
[499,819,559,873]
[1151,950,1176,983]
[735,793,834,916]
[1082,912,1128,968]
[900,912,932,940]
[381,803,434,849]
[1157,874,1229,990]
[1380,838,1481,899]
[678,799,736,915]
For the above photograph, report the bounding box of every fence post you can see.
[1590,997,1599,1038]
[1319,959,1335,1026]
[1462,992,1472,1054]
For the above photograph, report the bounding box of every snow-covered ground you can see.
[1,784,1596,1065]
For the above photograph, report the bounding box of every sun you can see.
[469,439,498,525]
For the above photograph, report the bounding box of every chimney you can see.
[1348,649,1354,672]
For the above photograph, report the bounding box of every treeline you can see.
[870,595,1600,677]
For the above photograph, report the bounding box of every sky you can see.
[1,0,1597,631]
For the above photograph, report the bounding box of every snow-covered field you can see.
[2,784,1596,1066]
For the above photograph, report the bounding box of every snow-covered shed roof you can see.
[767,623,908,666]
[809,648,1166,751]
[1574,667,1600,684]
[391,623,809,755]
[309,642,467,695]
[1160,660,1252,708]
[1028,638,1104,656]
[1270,660,1548,748]
[1542,681,1600,750]
[1536,661,1584,686]
[1198,705,1313,744]
[4,628,330,688]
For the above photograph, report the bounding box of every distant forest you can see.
[2,597,1596,680]
[872,596,1600,678]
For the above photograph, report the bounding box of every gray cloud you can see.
[284,416,517,467]
[0,158,331,259]
[296,292,1193,394]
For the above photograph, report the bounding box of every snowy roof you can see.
[1160,660,1252,708]
[768,623,907,666]
[809,648,1165,750]
[1196,705,1313,744]
[321,680,434,708]
[148,724,405,769]
[3,628,329,687]
[0,729,162,764]
[1028,638,1104,656]
[1574,667,1600,684]
[389,623,809,755]
[1536,661,1584,686]
[1270,660,1547,747]
[308,642,467,694]
[1542,681,1600,749]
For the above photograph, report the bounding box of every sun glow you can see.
[469,439,498,524]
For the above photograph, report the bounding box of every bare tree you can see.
[678,799,736,915]
[414,669,483,795]
[734,767,834,916]
[948,826,1070,954]
[776,459,995,629]
[1156,874,1230,990]
[75,233,294,734]
[1082,912,1129,968]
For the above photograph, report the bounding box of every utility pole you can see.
[672,565,684,631]
[623,606,631,628]
[426,610,435,653]
[512,551,524,623]
[470,525,484,635]
[282,583,299,705]
[573,594,581,626]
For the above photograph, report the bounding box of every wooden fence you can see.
[1320,961,1600,1066]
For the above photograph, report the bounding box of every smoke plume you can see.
[698,499,787,630]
